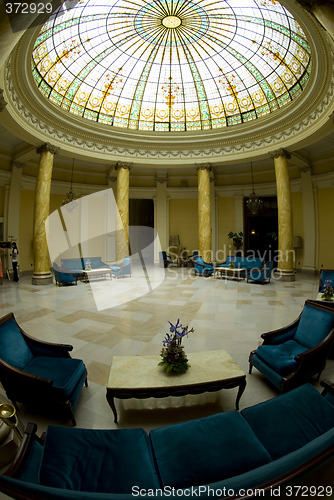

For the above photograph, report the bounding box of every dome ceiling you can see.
[31,0,311,133]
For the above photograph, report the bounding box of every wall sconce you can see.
[293,236,303,249]
[0,403,23,441]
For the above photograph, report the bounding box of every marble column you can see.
[32,143,57,285]
[197,164,211,262]
[296,1,334,41]
[116,162,131,261]
[270,149,295,281]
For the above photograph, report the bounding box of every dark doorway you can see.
[244,197,278,262]
[129,199,154,228]
[129,199,154,257]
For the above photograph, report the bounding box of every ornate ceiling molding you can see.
[3,1,334,167]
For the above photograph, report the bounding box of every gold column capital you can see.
[11,161,24,169]
[269,148,291,160]
[36,143,59,156]
[115,161,132,170]
[196,163,211,171]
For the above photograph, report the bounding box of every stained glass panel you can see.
[31,0,311,132]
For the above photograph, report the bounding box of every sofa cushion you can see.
[149,411,272,489]
[255,339,306,375]
[61,258,84,271]
[40,426,160,493]
[294,303,334,349]
[241,384,334,461]
[24,357,86,399]
[89,257,108,269]
[0,317,33,370]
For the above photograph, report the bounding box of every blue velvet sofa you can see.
[218,256,264,274]
[1,383,334,500]
[61,257,110,278]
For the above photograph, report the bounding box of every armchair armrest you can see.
[23,333,73,358]
[294,331,334,366]
[0,359,53,387]
[4,423,43,478]
[261,317,300,345]
[320,379,334,396]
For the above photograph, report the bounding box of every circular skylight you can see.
[32,0,311,132]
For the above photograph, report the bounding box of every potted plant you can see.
[228,231,244,250]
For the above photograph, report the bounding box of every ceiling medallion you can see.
[162,16,182,28]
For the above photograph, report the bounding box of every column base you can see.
[32,272,53,285]
[274,269,296,282]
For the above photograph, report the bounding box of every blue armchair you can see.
[247,262,273,284]
[110,257,132,278]
[0,313,87,425]
[159,251,173,268]
[186,250,198,267]
[53,263,78,286]
[193,256,214,277]
[249,300,334,393]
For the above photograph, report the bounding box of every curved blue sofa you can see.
[1,383,334,499]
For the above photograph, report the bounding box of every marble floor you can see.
[0,267,334,495]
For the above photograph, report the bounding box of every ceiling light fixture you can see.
[62,158,78,210]
[246,162,263,215]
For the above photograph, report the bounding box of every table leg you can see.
[106,391,118,423]
[235,378,247,410]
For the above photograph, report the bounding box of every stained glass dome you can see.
[31,0,311,132]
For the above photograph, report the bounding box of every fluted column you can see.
[270,149,295,281]
[197,164,211,262]
[296,1,334,41]
[32,143,57,285]
[116,162,131,260]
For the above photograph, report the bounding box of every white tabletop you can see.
[107,349,245,389]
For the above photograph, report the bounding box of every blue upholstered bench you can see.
[1,383,334,499]
[217,256,264,272]
[61,257,110,278]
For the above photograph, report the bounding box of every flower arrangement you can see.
[85,259,92,271]
[228,261,235,269]
[158,319,194,374]
[322,280,334,301]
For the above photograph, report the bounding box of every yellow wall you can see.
[169,199,198,254]
[0,187,5,218]
[19,190,35,271]
[217,197,236,261]
[317,187,334,269]
[291,191,303,269]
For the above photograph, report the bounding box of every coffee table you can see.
[214,267,246,281]
[83,268,112,282]
[106,350,246,423]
